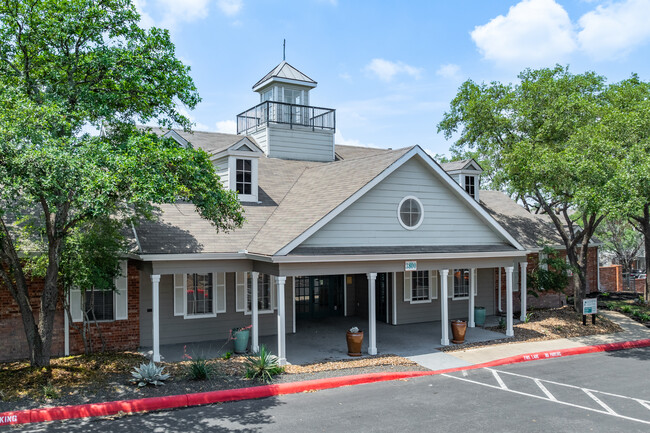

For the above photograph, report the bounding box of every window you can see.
[247,273,273,313]
[398,196,424,230]
[235,272,276,314]
[464,175,476,198]
[404,270,437,303]
[453,269,470,299]
[84,290,114,321]
[186,273,213,316]
[236,159,252,195]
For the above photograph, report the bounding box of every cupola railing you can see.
[237,101,335,135]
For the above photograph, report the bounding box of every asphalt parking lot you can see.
[13,347,650,432]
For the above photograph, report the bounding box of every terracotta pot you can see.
[346,331,364,356]
[450,320,467,344]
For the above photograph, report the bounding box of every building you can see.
[0,62,599,363]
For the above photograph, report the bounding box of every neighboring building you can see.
[0,62,599,363]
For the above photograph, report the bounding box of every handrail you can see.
[237,101,336,134]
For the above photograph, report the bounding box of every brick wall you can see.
[0,261,140,362]
[599,265,622,292]
[497,247,599,313]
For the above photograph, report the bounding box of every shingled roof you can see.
[253,61,317,91]
[479,190,563,250]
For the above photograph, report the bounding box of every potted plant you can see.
[450,319,467,344]
[232,325,251,354]
[346,326,363,356]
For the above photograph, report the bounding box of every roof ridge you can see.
[308,146,412,168]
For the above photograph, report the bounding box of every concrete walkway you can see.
[445,310,650,365]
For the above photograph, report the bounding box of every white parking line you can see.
[441,368,650,426]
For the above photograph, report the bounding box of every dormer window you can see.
[236,159,252,195]
[464,175,476,198]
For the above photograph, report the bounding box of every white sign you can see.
[583,298,597,315]
[405,261,417,271]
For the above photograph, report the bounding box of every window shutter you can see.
[114,260,128,320]
[173,274,185,317]
[448,271,454,298]
[216,272,226,313]
[236,272,246,312]
[403,272,411,302]
[271,276,277,310]
[69,289,83,323]
[430,270,438,300]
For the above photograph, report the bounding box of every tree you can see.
[0,0,244,367]
[438,65,626,312]
[595,218,644,276]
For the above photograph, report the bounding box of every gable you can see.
[300,157,508,249]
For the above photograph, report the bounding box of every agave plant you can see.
[244,345,284,383]
[131,361,170,387]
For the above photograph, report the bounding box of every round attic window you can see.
[398,196,424,230]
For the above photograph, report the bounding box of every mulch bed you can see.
[0,306,625,413]
[439,306,623,353]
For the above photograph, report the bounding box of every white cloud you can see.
[578,0,650,60]
[436,63,461,79]
[470,0,576,66]
[338,72,352,82]
[132,0,155,28]
[335,131,376,148]
[217,0,243,16]
[365,58,422,82]
[215,120,237,134]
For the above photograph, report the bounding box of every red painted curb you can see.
[2,338,649,426]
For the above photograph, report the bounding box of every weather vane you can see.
[283,39,286,61]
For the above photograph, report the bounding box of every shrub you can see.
[244,345,284,383]
[42,382,59,399]
[186,357,214,381]
[621,305,632,313]
[221,352,232,360]
[131,361,170,387]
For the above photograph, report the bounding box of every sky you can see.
[133,0,650,156]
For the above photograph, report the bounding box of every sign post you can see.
[582,298,597,325]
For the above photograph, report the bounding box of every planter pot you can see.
[232,328,250,354]
[346,331,364,356]
[450,320,467,344]
[474,306,486,326]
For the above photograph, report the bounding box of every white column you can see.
[343,274,348,317]
[520,262,528,322]
[505,266,514,337]
[498,267,502,312]
[392,272,397,326]
[151,274,161,362]
[251,271,259,353]
[440,269,450,346]
[292,277,296,334]
[469,268,476,328]
[367,273,377,355]
[276,276,287,365]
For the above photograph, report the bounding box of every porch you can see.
[153,315,508,365]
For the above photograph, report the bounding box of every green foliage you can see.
[131,361,170,387]
[594,219,644,273]
[524,312,533,323]
[621,305,632,313]
[221,352,233,360]
[527,247,571,297]
[244,345,284,383]
[42,382,59,399]
[0,0,244,366]
[185,357,215,381]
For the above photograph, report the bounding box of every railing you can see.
[237,101,336,135]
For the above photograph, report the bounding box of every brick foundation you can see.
[0,261,140,362]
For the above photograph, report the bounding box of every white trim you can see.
[440,269,450,346]
[397,195,424,230]
[151,274,161,363]
[210,137,264,160]
[391,272,397,325]
[183,272,217,319]
[243,272,275,315]
[367,273,377,355]
[162,130,189,147]
[505,266,514,337]
[270,250,529,263]
[275,146,526,256]
[451,268,471,300]
[253,76,317,92]
[230,156,258,203]
[520,262,528,322]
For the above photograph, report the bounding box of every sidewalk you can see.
[443,310,649,366]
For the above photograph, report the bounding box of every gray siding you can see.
[395,268,495,325]
[250,129,268,154]
[140,273,293,347]
[302,157,505,247]
[267,124,334,162]
[213,156,229,189]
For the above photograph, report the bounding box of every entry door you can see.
[296,276,344,320]
[376,273,391,324]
